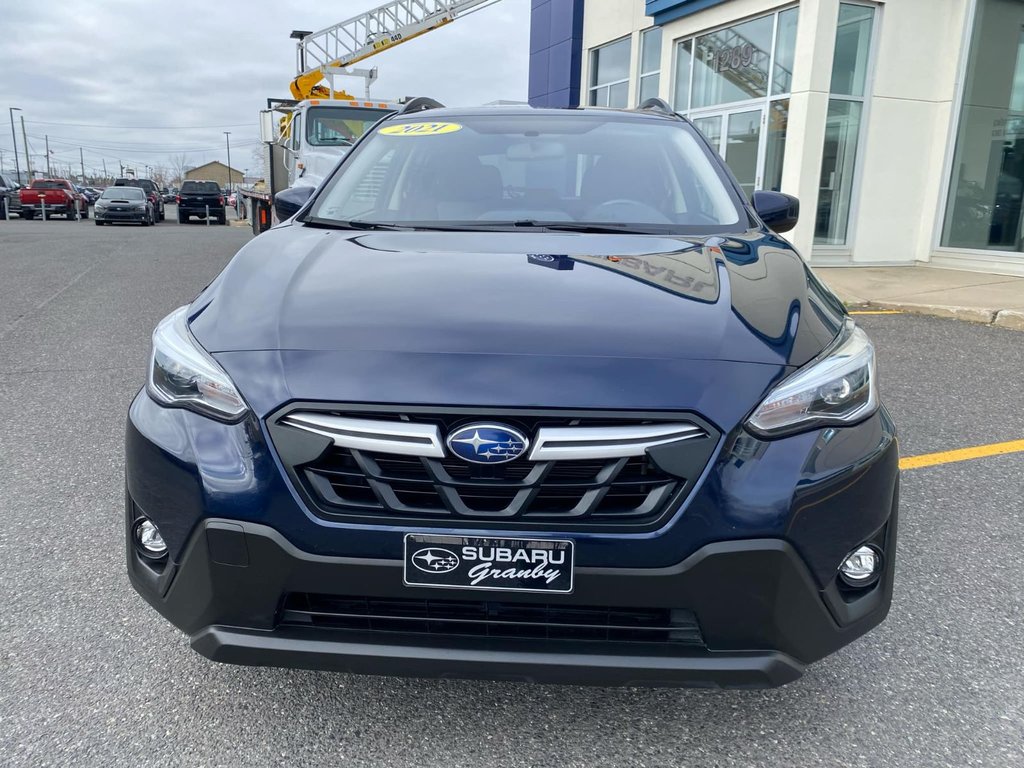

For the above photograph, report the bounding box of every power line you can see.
[26,120,255,130]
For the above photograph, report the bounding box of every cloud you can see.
[0,0,529,177]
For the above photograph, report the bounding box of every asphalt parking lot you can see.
[1,212,1022,768]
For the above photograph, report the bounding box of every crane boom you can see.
[290,0,502,100]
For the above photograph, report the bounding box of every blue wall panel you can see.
[645,0,732,25]
[528,0,585,108]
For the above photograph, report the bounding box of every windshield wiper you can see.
[304,217,414,231]
[508,220,663,235]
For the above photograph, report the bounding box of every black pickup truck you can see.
[176,180,226,225]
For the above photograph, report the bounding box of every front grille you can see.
[281,593,704,646]
[269,406,719,531]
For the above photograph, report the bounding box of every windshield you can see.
[102,187,145,200]
[181,181,220,193]
[306,106,393,147]
[308,113,745,233]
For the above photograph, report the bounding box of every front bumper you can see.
[96,210,146,222]
[128,514,896,687]
[126,392,898,687]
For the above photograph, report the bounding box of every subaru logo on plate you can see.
[446,423,529,464]
[412,548,460,574]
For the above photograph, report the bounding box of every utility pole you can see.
[224,131,232,192]
[8,107,21,184]
[80,148,86,183]
[44,135,51,176]
[20,115,31,179]
[102,159,107,181]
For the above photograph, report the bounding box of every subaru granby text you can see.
[126,101,898,688]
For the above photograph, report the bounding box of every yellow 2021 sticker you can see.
[379,122,463,136]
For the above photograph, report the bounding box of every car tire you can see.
[22,210,34,220]
[159,207,166,222]
[178,212,186,224]
[218,214,227,225]
[81,205,89,220]
[95,220,103,226]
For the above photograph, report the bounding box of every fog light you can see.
[134,519,167,558]
[839,545,881,586]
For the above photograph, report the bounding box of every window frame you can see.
[813,1,881,253]
[588,35,633,108]
[637,27,663,106]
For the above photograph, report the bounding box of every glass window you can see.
[673,40,693,111]
[942,1,1024,251]
[764,100,789,192]
[692,16,775,109]
[589,38,632,108]
[306,106,392,147]
[310,114,744,231]
[815,100,863,244]
[638,27,663,105]
[830,4,874,98]
[815,3,874,246]
[773,9,799,95]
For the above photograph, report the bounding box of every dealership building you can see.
[529,0,1024,276]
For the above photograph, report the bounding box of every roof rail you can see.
[398,96,445,115]
[635,97,681,120]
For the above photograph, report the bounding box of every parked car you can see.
[176,180,226,224]
[161,187,178,204]
[126,100,897,689]
[78,186,101,205]
[18,178,88,219]
[94,186,155,226]
[114,178,164,222]
[0,172,22,217]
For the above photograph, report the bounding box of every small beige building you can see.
[184,161,244,190]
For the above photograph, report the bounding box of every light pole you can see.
[9,107,21,183]
[224,131,232,192]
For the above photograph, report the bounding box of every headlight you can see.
[146,306,248,421]
[746,319,877,437]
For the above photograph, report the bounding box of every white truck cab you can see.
[262,98,397,190]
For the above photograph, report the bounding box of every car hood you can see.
[190,226,843,367]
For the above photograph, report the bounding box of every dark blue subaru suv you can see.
[126,99,898,688]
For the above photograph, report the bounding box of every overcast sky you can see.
[0,0,529,181]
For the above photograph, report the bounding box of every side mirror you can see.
[274,185,315,221]
[752,191,800,234]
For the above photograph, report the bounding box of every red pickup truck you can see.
[19,179,88,220]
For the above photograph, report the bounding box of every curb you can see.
[850,302,1024,331]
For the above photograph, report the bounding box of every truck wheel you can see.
[23,210,34,220]
[81,205,89,220]
[95,220,103,226]
[178,211,186,224]
[218,214,227,225]
[159,208,166,221]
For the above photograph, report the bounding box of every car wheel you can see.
[23,210,34,220]
[218,214,227,225]
[81,205,89,219]
[178,211,186,224]
[95,220,103,226]
[159,207,166,221]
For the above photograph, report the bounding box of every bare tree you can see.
[168,153,190,186]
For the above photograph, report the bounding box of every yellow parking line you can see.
[850,310,904,315]
[900,439,1024,471]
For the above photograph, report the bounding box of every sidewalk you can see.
[814,266,1024,331]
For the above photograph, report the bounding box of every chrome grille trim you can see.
[281,413,445,458]
[528,423,707,461]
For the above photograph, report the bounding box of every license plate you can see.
[404,534,574,594]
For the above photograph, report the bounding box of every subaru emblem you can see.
[446,423,529,464]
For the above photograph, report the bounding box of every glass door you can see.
[692,107,765,200]
[724,109,763,200]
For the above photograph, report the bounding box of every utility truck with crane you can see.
[243,0,500,235]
